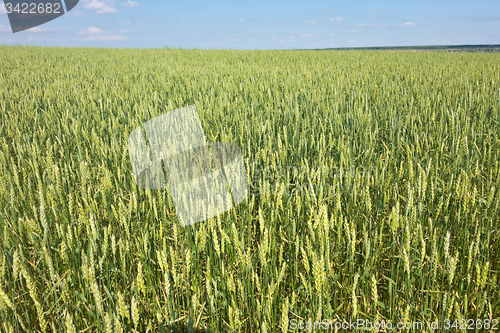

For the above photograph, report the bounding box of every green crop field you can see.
[0,46,499,332]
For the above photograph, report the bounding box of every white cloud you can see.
[0,2,7,14]
[84,34,127,41]
[239,18,245,22]
[329,17,343,22]
[26,27,56,33]
[0,24,10,33]
[299,33,321,38]
[249,38,256,41]
[271,36,279,40]
[71,10,85,16]
[228,38,237,41]
[97,6,117,13]
[117,29,132,33]
[348,29,355,32]
[121,0,141,7]
[304,20,317,24]
[477,16,500,21]
[84,0,105,10]
[84,0,117,14]
[401,22,416,27]
[277,36,297,43]
[79,26,104,35]
[354,23,389,28]
[118,20,131,24]
[181,19,187,22]
[348,40,356,43]
[329,33,335,37]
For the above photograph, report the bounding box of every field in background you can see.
[313,44,500,52]
[0,46,499,332]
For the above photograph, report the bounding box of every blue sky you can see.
[0,0,499,49]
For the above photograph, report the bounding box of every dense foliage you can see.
[0,46,499,332]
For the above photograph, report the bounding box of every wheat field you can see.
[0,46,499,332]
